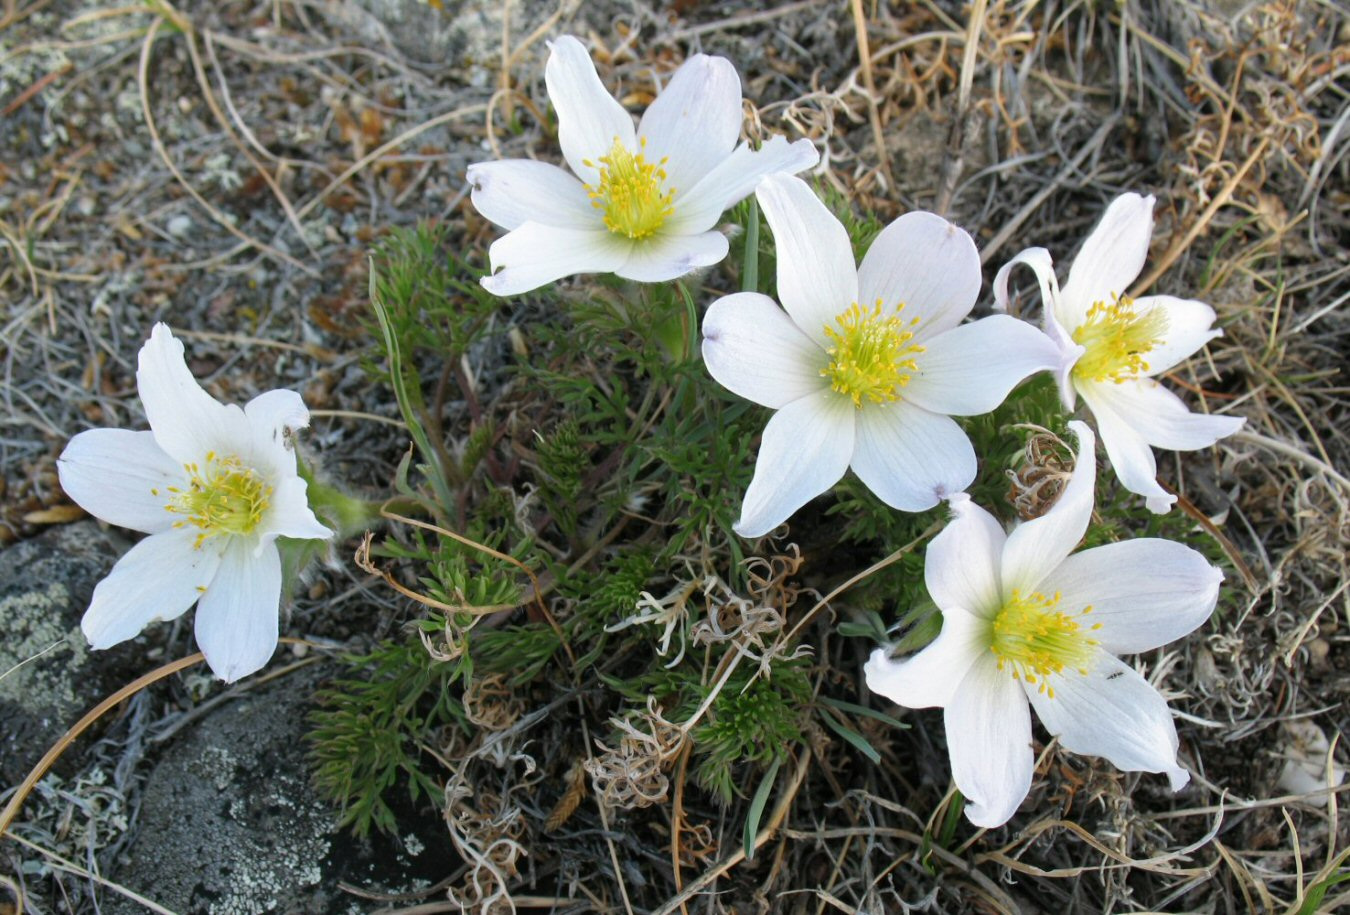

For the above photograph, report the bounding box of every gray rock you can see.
[0,522,120,786]
[106,665,452,915]
[325,0,558,71]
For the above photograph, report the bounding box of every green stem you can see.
[742,196,760,293]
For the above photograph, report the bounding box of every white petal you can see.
[1029,653,1189,791]
[735,389,854,537]
[1132,295,1223,375]
[545,35,635,184]
[945,655,1035,828]
[752,173,857,338]
[614,230,728,282]
[136,323,248,466]
[1001,420,1096,595]
[993,246,1082,411]
[993,246,1058,317]
[665,136,819,236]
[1078,382,1174,513]
[638,54,741,192]
[81,528,222,649]
[925,495,1006,620]
[243,388,309,480]
[856,211,981,340]
[701,292,826,408]
[466,159,594,231]
[481,222,629,296]
[195,538,282,683]
[1087,379,1245,450]
[58,429,184,534]
[1039,539,1222,654]
[259,476,332,547]
[865,606,990,710]
[850,401,976,512]
[906,315,1060,416]
[1061,193,1155,326]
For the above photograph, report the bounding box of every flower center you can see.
[990,589,1100,697]
[160,452,272,548]
[1070,295,1169,384]
[585,137,675,240]
[821,301,924,408]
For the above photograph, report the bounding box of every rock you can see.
[322,0,557,71]
[0,522,121,786]
[106,665,454,915]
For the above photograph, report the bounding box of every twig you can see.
[0,652,207,838]
[137,16,318,276]
[4,832,182,915]
[979,115,1120,265]
[1132,139,1269,295]
[848,0,895,191]
[650,749,812,915]
[783,521,941,646]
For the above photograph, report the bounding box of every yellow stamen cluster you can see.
[821,300,924,408]
[585,137,675,240]
[160,452,272,549]
[990,589,1101,698]
[1071,295,1169,384]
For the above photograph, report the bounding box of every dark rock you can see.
[106,665,454,915]
[0,522,121,786]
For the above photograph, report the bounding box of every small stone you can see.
[167,214,193,238]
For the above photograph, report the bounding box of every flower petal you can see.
[925,495,1006,620]
[1132,295,1224,375]
[194,538,282,683]
[1029,653,1189,791]
[665,136,819,236]
[1039,539,1222,654]
[865,605,990,710]
[1060,193,1155,326]
[259,476,332,548]
[481,222,629,296]
[850,401,976,512]
[702,291,826,408]
[81,528,221,649]
[945,655,1035,828]
[615,230,728,282]
[857,211,981,340]
[735,389,854,537]
[466,159,594,231]
[1078,383,1174,513]
[993,246,1082,410]
[243,388,309,479]
[752,173,857,338]
[545,35,635,184]
[1087,379,1245,451]
[906,315,1060,416]
[638,54,742,192]
[1001,420,1096,595]
[136,323,248,466]
[58,429,184,534]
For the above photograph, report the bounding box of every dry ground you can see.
[2,0,1349,913]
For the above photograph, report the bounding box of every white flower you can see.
[467,35,818,296]
[701,173,1061,537]
[994,193,1245,513]
[56,324,333,682]
[865,421,1222,828]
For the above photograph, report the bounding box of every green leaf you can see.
[819,695,909,731]
[743,755,783,861]
[818,709,881,764]
[1297,868,1350,915]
